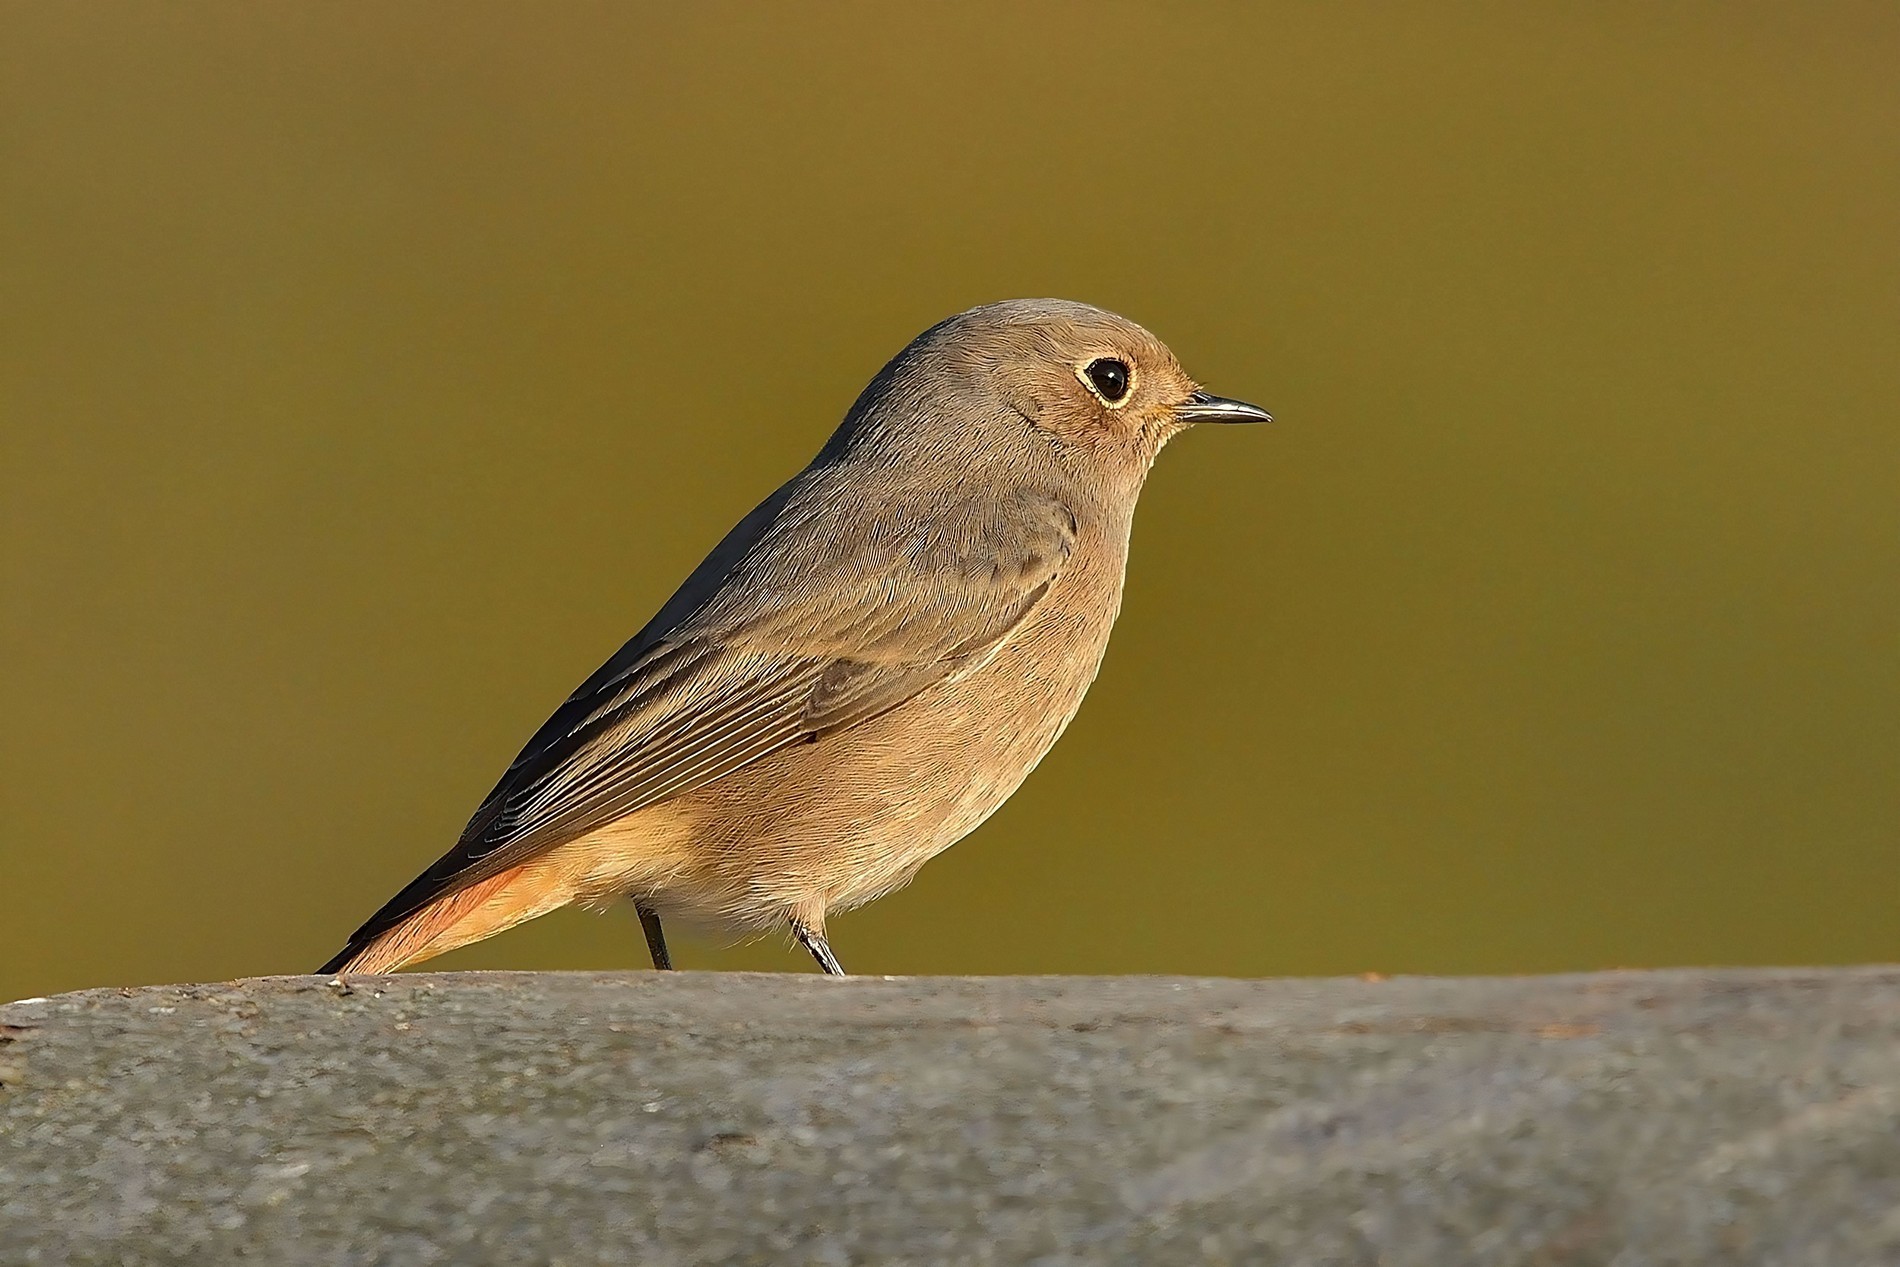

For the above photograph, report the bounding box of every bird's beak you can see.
[1176,389,1272,425]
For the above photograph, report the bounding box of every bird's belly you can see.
[653,585,1121,929]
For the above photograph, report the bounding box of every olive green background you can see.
[4,5,1896,1001]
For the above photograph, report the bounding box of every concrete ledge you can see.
[4,968,1899,1264]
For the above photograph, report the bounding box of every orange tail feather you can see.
[330,861,580,974]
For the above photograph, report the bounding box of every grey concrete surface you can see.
[3,968,1898,1265]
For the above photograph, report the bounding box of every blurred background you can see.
[4,5,1896,1001]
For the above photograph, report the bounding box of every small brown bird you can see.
[318,299,1268,976]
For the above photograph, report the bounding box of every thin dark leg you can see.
[790,919,845,976]
[636,901,673,971]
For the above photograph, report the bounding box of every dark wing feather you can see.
[321,482,1074,967]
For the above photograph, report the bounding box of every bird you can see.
[317,298,1269,977]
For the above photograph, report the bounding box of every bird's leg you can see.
[790,918,845,976]
[634,901,673,971]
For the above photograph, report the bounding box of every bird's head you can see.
[831,299,1268,493]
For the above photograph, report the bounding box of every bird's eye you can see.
[1082,358,1132,404]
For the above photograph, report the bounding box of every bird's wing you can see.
[332,483,1076,950]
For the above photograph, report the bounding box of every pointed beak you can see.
[1176,389,1272,425]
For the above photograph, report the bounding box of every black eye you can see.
[1083,358,1131,404]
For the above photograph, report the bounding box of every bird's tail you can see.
[317,861,581,975]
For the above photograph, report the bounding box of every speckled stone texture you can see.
[3,969,1898,1265]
